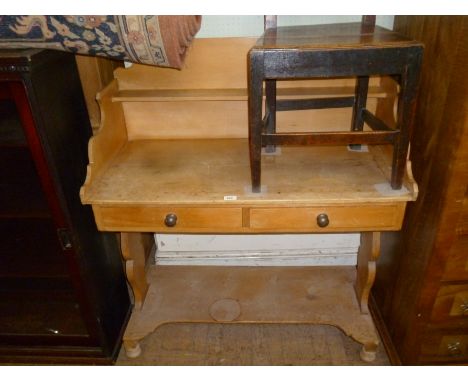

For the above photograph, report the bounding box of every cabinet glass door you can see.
[0,82,88,340]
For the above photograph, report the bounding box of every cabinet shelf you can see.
[0,217,69,279]
[0,288,88,338]
[0,146,51,218]
[112,86,391,103]
[0,185,51,218]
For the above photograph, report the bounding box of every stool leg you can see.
[248,50,264,193]
[265,79,277,153]
[392,51,422,189]
[350,76,369,150]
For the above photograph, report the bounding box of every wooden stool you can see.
[248,18,423,192]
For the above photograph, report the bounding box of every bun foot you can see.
[360,345,377,362]
[124,340,142,358]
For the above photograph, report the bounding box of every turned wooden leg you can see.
[123,339,142,359]
[355,232,380,314]
[121,232,153,310]
[248,50,264,193]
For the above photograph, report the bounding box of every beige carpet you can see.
[116,323,390,366]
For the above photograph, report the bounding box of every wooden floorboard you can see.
[116,323,390,365]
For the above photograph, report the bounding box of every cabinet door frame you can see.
[0,77,99,348]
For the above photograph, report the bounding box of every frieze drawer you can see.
[93,206,243,232]
[249,204,406,232]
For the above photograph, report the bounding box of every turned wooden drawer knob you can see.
[316,213,329,228]
[447,342,462,356]
[460,301,468,314]
[164,213,178,227]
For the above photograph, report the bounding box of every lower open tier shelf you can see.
[123,265,380,362]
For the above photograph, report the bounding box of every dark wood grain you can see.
[264,16,277,30]
[391,48,423,189]
[262,47,422,79]
[276,96,355,111]
[351,77,369,132]
[256,23,419,50]
[362,16,376,28]
[262,131,397,146]
[373,16,468,365]
[248,49,264,192]
[264,79,276,153]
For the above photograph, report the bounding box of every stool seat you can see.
[255,22,418,50]
[247,22,423,193]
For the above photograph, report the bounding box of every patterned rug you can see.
[0,15,201,68]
